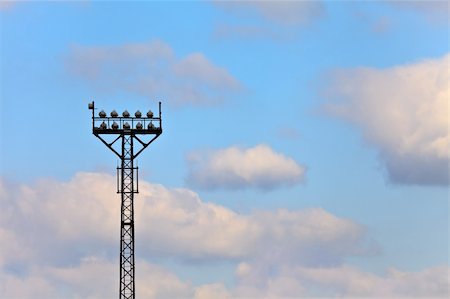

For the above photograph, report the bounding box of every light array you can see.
[89,102,162,132]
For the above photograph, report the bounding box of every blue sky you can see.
[0,1,448,298]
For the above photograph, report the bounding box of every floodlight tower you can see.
[88,101,163,299]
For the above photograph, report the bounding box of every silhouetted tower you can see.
[88,101,163,299]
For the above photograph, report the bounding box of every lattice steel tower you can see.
[88,101,163,299]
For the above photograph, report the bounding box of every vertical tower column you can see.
[120,134,135,299]
[89,101,162,299]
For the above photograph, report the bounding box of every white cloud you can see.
[47,257,117,298]
[0,172,365,266]
[2,260,447,299]
[0,270,58,299]
[66,40,243,107]
[139,195,368,263]
[321,54,449,185]
[136,182,260,260]
[0,173,119,268]
[194,283,231,299]
[136,261,193,299]
[186,145,306,191]
[0,257,194,299]
[232,263,449,298]
[249,208,370,267]
[0,172,447,298]
[0,227,32,268]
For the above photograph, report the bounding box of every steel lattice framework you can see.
[89,102,162,299]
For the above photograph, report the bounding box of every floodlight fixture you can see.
[135,110,142,118]
[147,110,153,118]
[99,110,107,118]
[123,110,130,117]
[111,110,118,117]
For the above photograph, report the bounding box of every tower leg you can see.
[120,134,135,299]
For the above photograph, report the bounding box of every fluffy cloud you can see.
[186,145,306,191]
[0,172,447,298]
[0,271,57,299]
[194,283,231,299]
[137,182,259,259]
[321,54,449,185]
[2,260,447,299]
[0,257,194,299]
[0,172,363,264]
[66,40,243,106]
[232,263,449,298]
[0,173,119,268]
[139,195,368,264]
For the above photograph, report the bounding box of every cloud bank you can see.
[66,40,243,107]
[0,173,447,298]
[321,54,449,186]
[186,145,306,191]
[0,172,362,265]
[233,263,449,298]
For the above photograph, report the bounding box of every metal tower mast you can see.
[88,101,163,299]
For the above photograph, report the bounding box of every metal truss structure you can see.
[89,102,163,299]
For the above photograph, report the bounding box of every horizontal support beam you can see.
[94,117,161,120]
[93,128,162,135]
